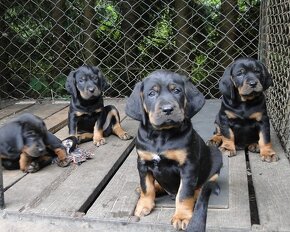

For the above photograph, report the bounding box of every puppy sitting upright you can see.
[66,65,131,145]
[126,70,222,231]
[0,113,69,172]
[208,57,277,162]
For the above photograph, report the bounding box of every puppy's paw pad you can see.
[171,215,190,230]
[26,162,40,173]
[93,138,106,147]
[120,132,133,140]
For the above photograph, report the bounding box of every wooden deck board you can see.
[0,102,35,121]
[21,118,137,217]
[249,127,290,231]
[1,99,290,231]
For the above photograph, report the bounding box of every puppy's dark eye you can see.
[172,88,181,94]
[254,68,260,73]
[148,90,156,97]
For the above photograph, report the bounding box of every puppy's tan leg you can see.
[112,123,132,140]
[134,173,155,217]
[54,148,70,167]
[220,128,236,157]
[19,153,32,172]
[93,128,106,146]
[207,125,223,147]
[171,184,199,230]
[258,132,278,162]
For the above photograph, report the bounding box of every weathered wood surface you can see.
[0,99,289,232]
[250,127,290,232]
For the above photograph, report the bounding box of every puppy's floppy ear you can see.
[91,66,109,91]
[125,82,146,125]
[184,79,205,118]
[257,60,273,90]
[0,122,24,158]
[16,113,48,135]
[65,70,77,96]
[219,63,236,100]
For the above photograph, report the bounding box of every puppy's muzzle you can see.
[161,104,174,115]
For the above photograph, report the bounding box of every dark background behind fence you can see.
[0,0,290,158]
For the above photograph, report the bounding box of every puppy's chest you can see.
[136,148,187,166]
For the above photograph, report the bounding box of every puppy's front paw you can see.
[220,146,236,157]
[207,134,222,147]
[260,148,279,162]
[134,198,155,217]
[57,157,70,167]
[119,132,133,140]
[26,161,40,173]
[248,143,260,153]
[93,137,106,147]
[171,213,191,231]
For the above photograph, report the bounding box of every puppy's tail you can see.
[186,181,220,232]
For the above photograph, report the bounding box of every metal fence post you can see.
[0,158,5,209]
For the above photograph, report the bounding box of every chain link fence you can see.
[0,0,260,100]
[259,0,290,158]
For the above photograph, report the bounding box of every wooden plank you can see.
[249,127,290,231]
[15,118,137,216]
[0,102,34,121]
[85,148,139,220]
[207,151,251,231]
[44,107,68,133]
[0,102,68,126]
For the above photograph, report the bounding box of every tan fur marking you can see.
[93,129,103,140]
[19,153,31,171]
[77,132,94,140]
[209,173,219,182]
[75,111,85,117]
[134,173,156,217]
[172,181,198,230]
[112,123,127,138]
[137,150,154,161]
[54,148,67,161]
[258,132,276,160]
[164,149,187,165]
[220,128,236,156]
[225,110,237,119]
[249,112,263,121]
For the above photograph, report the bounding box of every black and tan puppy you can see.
[65,65,131,145]
[0,113,69,173]
[126,70,222,230]
[208,57,277,162]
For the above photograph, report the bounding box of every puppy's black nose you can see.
[248,80,257,88]
[38,146,45,153]
[88,87,95,93]
[162,104,174,115]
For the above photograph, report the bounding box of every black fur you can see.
[0,113,69,173]
[66,65,131,145]
[208,57,277,162]
[126,70,222,230]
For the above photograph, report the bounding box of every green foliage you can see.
[2,0,261,98]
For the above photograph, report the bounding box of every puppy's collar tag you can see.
[153,153,161,162]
